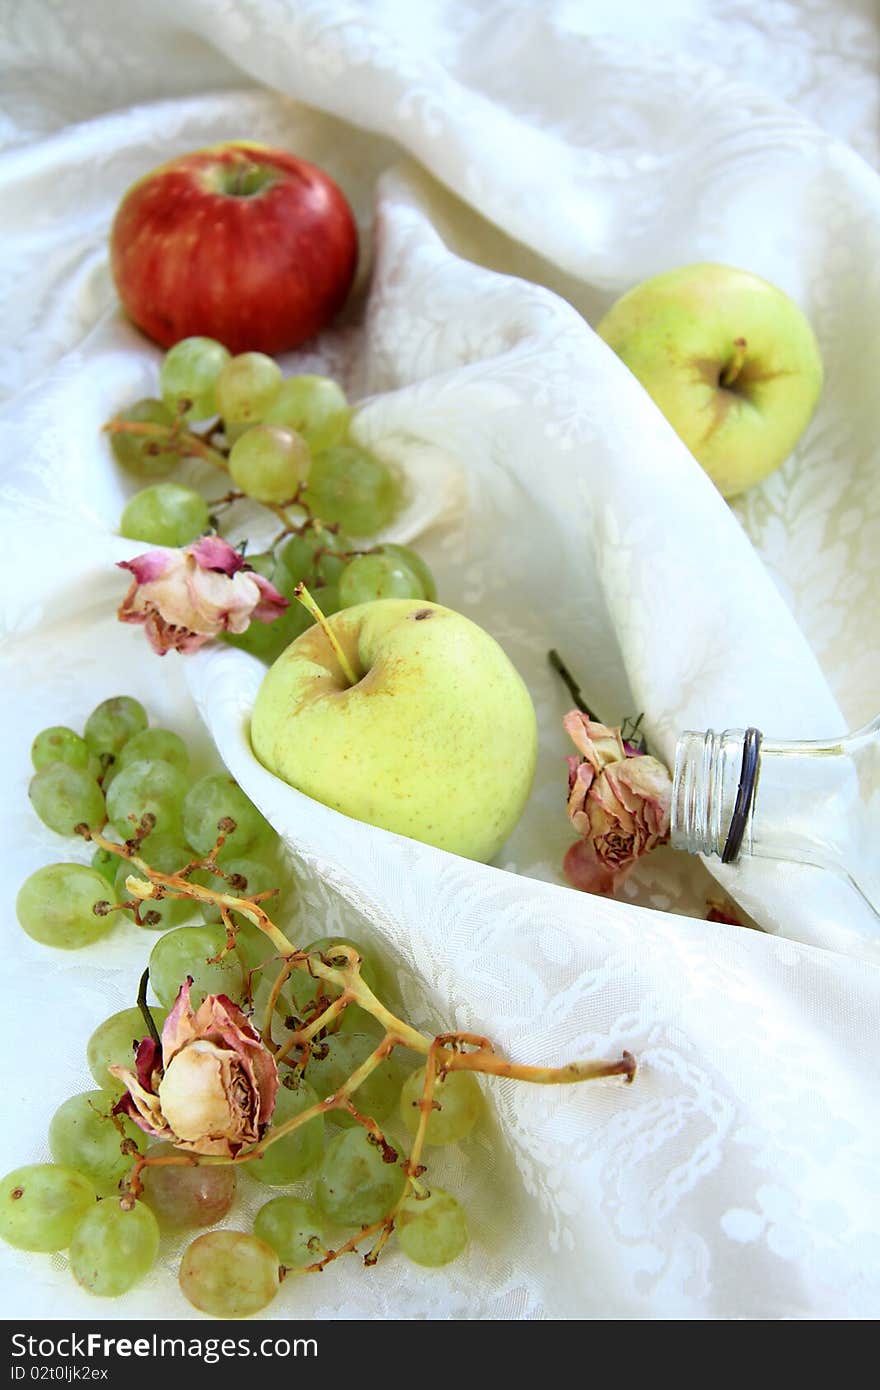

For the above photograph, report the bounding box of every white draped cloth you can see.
[2,0,879,1320]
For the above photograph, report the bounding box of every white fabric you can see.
[2,0,879,1321]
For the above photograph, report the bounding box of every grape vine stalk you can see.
[78,815,636,1273]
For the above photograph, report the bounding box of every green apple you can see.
[250,599,537,862]
[596,263,823,497]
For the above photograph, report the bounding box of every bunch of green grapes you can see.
[17,694,286,951]
[110,336,404,546]
[11,694,480,1314]
[1,924,480,1314]
[166,931,479,1316]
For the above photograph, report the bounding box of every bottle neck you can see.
[671,722,880,915]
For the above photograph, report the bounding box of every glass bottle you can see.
[670,718,880,918]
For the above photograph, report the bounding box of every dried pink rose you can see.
[117,535,287,655]
[563,712,627,773]
[562,710,672,895]
[110,980,279,1157]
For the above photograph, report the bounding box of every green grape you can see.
[87,1005,169,1094]
[229,424,311,504]
[148,922,245,1010]
[16,864,119,949]
[109,399,178,478]
[289,936,380,1025]
[307,443,401,536]
[84,696,148,758]
[241,549,276,579]
[222,598,311,664]
[221,548,313,662]
[120,482,209,546]
[49,1091,146,1197]
[28,763,105,835]
[249,1078,323,1186]
[140,1141,235,1230]
[231,919,294,1019]
[305,1032,400,1128]
[69,1199,159,1297]
[31,726,93,773]
[397,1187,468,1267]
[90,845,121,886]
[105,757,188,840]
[117,728,189,776]
[337,1003,385,1038]
[274,542,343,628]
[215,352,282,426]
[338,552,423,606]
[253,1196,324,1268]
[379,544,437,602]
[179,1231,280,1318]
[160,337,230,420]
[278,523,352,586]
[316,1127,405,1228]
[183,773,274,858]
[114,841,193,932]
[0,1165,97,1252]
[312,580,341,616]
[262,375,350,452]
[234,919,283,977]
[133,831,194,877]
[196,857,281,926]
[400,1067,483,1146]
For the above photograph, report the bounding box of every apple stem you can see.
[720,337,748,388]
[294,582,359,687]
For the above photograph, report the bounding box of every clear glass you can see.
[671,717,880,917]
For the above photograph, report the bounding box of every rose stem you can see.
[294,582,359,687]
[136,968,162,1048]
[547,649,599,719]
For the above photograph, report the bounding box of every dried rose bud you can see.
[111,979,278,1157]
[562,711,627,772]
[706,898,743,926]
[562,709,672,895]
[117,535,287,656]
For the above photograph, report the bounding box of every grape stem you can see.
[207,489,246,511]
[104,417,230,473]
[83,831,636,1237]
[262,956,294,1051]
[90,831,636,1081]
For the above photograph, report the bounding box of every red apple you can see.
[110,141,359,354]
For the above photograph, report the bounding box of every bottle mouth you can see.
[671,726,762,861]
[721,727,763,863]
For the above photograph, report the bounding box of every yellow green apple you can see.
[250,599,537,862]
[596,263,823,497]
